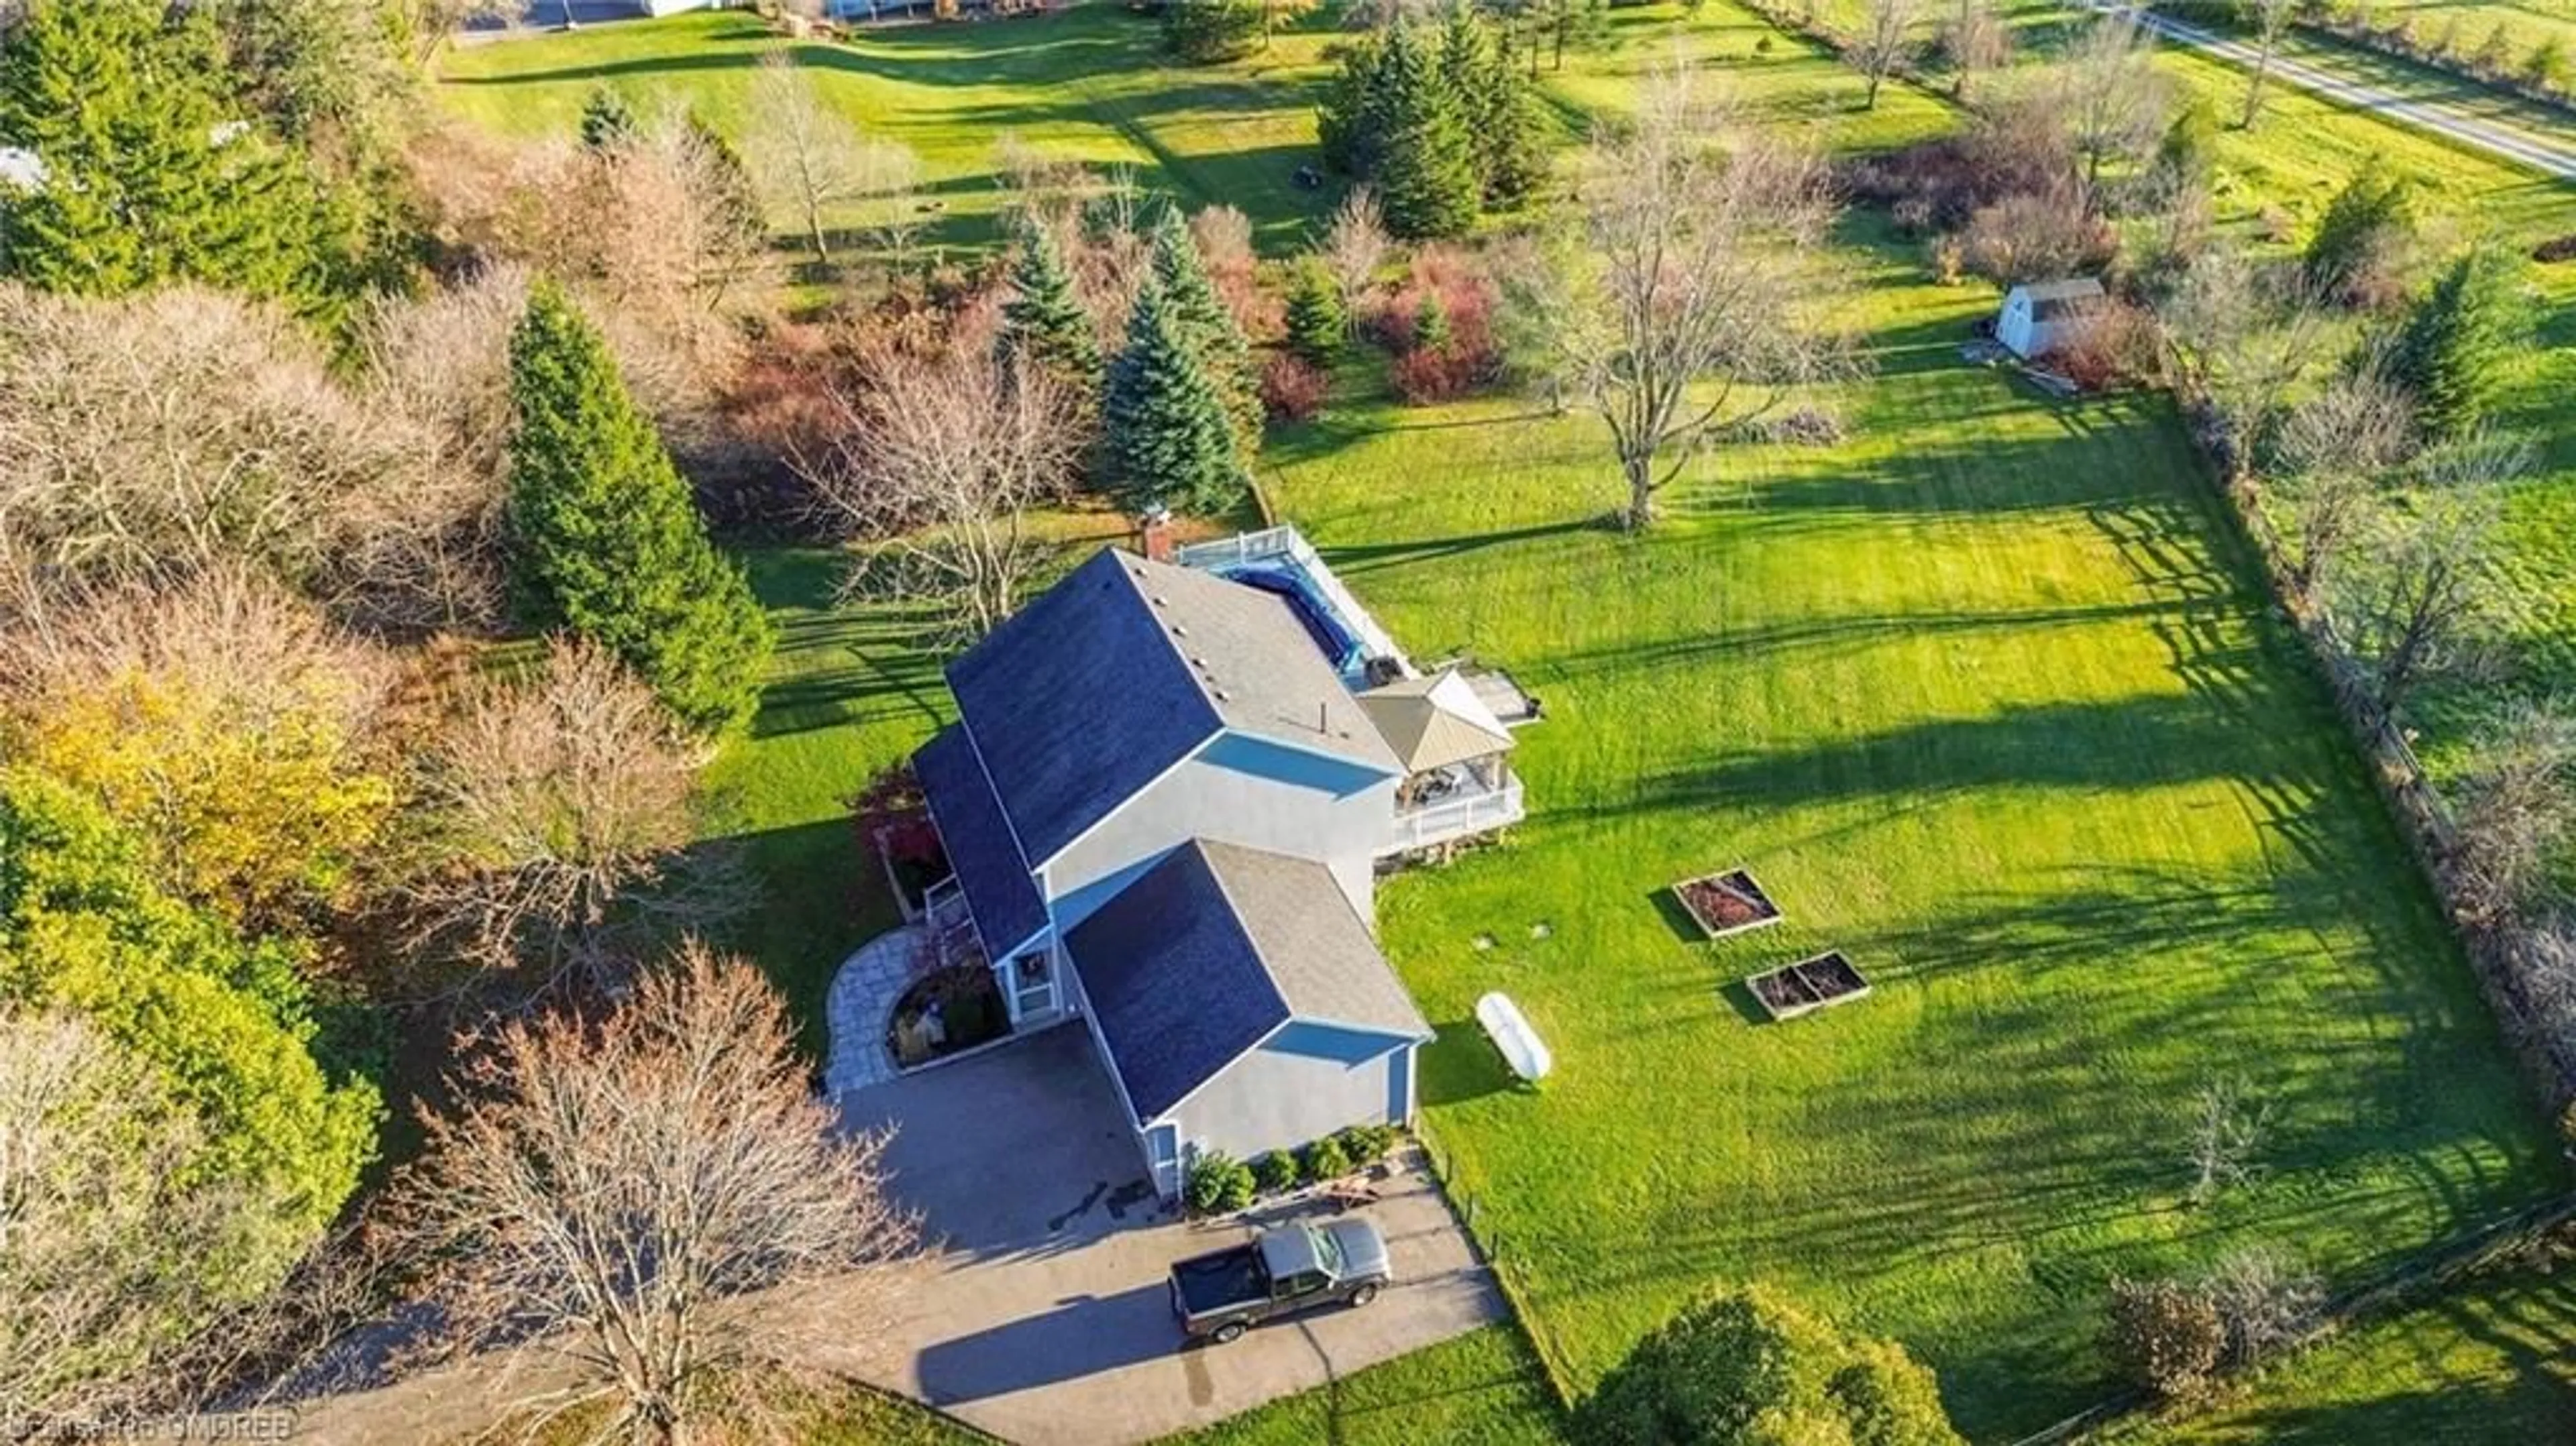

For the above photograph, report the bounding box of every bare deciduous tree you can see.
[745,52,918,266]
[398,945,921,1446]
[1320,184,1391,334]
[2060,10,2169,199]
[2186,1076,2270,1204]
[1854,0,1924,109]
[2203,1249,2322,1368]
[2451,700,2576,922]
[1514,68,1857,529]
[398,641,744,995]
[2160,246,2336,474]
[2274,362,2413,592]
[796,312,1081,644]
[2239,0,2300,127]
[0,284,482,625]
[2322,489,2501,712]
[1941,0,2011,100]
[0,1011,237,1425]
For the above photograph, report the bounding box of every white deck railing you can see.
[922,876,981,966]
[1382,779,1525,854]
[1173,525,1414,679]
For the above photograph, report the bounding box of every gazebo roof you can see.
[1357,667,1516,773]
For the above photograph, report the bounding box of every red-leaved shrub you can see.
[2046,299,2159,392]
[1369,245,1502,404]
[1259,354,1328,422]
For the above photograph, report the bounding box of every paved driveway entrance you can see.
[837,1023,1505,1445]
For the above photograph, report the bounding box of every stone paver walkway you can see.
[825,925,923,1095]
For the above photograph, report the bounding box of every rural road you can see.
[2085,3,2576,182]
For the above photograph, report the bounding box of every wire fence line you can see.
[2011,1190,2576,1445]
[1409,1120,1583,1410]
[2218,458,2576,1113]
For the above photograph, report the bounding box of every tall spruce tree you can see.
[998,218,1103,391]
[1284,257,1347,367]
[1102,273,1244,516]
[1373,21,1480,239]
[2384,245,2525,441]
[685,107,765,241]
[1316,34,1387,176]
[1472,23,1548,205]
[0,0,334,313]
[505,282,773,736]
[1149,207,1263,455]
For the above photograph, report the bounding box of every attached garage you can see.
[1064,840,1431,1197]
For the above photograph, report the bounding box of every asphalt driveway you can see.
[837,1023,1506,1445]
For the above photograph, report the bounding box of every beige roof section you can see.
[1357,667,1516,773]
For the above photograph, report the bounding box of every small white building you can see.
[1995,277,2106,360]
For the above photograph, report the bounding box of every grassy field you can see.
[2125,1267,2576,1443]
[1260,224,2560,1436]
[2341,0,2576,63]
[439,5,1350,254]
[1157,1325,1566,1446]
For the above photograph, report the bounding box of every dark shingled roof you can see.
[944,549,1399,867]
[914,724,1046,953]
[1065,840,1428,1124]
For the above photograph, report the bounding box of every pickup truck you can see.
[1168,1218,1391,1344]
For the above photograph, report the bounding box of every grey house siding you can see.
[1046,737,1397,933]
[1169,1031,1413,1165]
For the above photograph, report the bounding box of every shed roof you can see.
[1357,668,1515,773]
[944,549,1398,867]
[2016,277,2106,302]
[1064,840,1428,1124]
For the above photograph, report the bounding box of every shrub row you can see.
[1183,1123,1402,1217]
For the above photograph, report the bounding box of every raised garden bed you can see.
[1744,951,1870,1021]
[1672,867,1784,940]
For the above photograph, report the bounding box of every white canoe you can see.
[1475,991,1552,1082]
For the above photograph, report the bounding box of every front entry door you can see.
[1009,948,1059,1023]
[1146,1124,1182,1199]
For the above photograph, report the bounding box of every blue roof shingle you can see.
[1065,840,1425,1124]
[914,723,1046,953]
[945,551,1223,865]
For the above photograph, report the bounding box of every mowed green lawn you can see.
[1260,237,2561,1436]
[437,6,1351,254]
[1159,1325,1566,1446]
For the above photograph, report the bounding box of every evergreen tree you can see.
[1102,274,1244,516]
[1149,207,1263,455]
[505,282,773,736]
[999,218,1103,391]
[1316,34,1388,176]
[1373,21,1481,239]
[2303,171,2414,298]
[1472,21,1549,206]
[1163,0,1266,62]
[0,0,334,314]
[2383,245,2525,441]
[686,107,763,239]
[1413,288,1454,354]
[580,85,639,151]
[1284,257,1348,367]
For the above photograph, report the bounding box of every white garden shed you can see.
[1995,278,2106,360]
